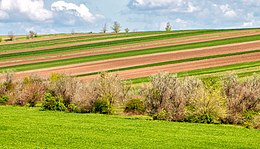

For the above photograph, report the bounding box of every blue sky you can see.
[0,0,259,35]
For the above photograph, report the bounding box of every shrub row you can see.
[0,72,259,129]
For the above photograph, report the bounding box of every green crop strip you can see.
[0,32,260,71]
[0,31,174,52]
[0,34,259,72]
[76,49,260,77]
[0,30,234,59]
[128,61,260,84]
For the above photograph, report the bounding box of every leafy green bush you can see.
[66,103,79,113]
[152,109,168,120]
[42,93,66,111]
[124,99,144,114]
[93,98,113,114]
[186,77,226,124]
[0,95,8,105]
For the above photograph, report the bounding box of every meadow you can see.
[0,106,259,149]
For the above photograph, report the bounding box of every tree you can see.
[29,31,37,39]
[111,21,121,33]
[8,31,15,41]
[102,24,107,33]
[165,22,172,32]
[71,29,75,35]
[125,28,129,33]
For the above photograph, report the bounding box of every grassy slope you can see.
[77,49,260,77]
[0,32,171,52]
[129,61,260,84]
[0,30,230,59]
[0,106,259,149]
[1,34,259,72]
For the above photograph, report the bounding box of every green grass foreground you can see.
[0,106,259,149]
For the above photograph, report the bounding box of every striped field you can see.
[0,28,260,82]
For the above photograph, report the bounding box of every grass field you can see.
[0,106,259,149]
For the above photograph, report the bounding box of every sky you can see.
[0,0,259,35]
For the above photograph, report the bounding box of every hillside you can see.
[0,29,260,82]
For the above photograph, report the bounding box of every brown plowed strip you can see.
[0,32,179,54]
[4,40,260,80]
[1,30,260,67]
[0,33,100,45]
[80,52,260,81]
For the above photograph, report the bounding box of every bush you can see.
[186,77,226,124]
[10,75,46,107]
[251,115,260,129]
[223,74,260,124]
[42,93,66,111]
[66,103,79,113]
[124,99,144,114]
[143,73,176,117]
[72,82,95,113]
[87,73,131,114]
[48,73,78,107]
[0,37,2,42]
[143,73,204,121]
[0,94,8,105]
[93,98,113,114]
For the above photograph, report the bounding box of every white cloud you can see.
[0,9,8,19]
[243,22,254,27]
[218,4,237,18]
[187,2,200,12]
[51,1,103,23]
[129,0,200,13]
[0,0,53,21]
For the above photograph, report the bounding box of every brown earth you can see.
[1,30,260,67]
[4,40,260,80]
[80,52,260,81]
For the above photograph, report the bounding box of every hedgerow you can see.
[0,72,259,129]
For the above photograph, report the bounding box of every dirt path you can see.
[4,40,260,80]
[1,30,260,67]
[0,32,179,54]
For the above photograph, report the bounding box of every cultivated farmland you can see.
[0,29,259,81]
[1,29,260,148]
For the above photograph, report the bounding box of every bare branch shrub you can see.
[72,81,95,113]
[12,75,46,107]
[48,73,79,107]
[168,77,203,121]
[142,73,176,118]
[223,74,260,124]
[84,73,132,114]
